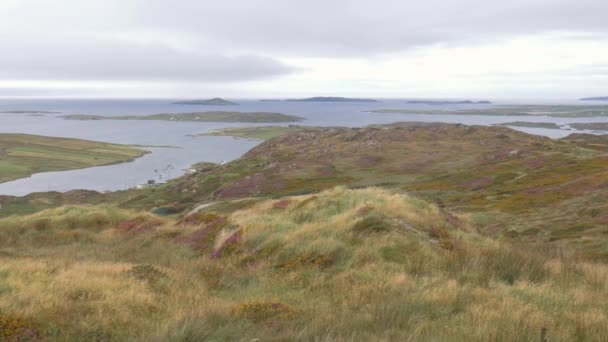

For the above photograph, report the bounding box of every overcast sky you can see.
[1,0,607,98]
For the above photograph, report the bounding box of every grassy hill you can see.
[3,124,608,339]
[0,134,146,184]
[89,123,607,259]
[2,187,608,341]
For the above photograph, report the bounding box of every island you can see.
[200,125,337,140]
[0,133,146,183]
[172,98,238,105]
[369,105,608,117]
[494,121,563,129]
[62,111,304,123]
[580,97,608,101]
[406,100,492,105]
[569,122,608,131]
[286,96,378,102]
[0,110,61,114]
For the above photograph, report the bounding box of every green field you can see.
[63,111,304,123]
[0,134,146,183]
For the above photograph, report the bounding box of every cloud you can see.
[121,0,608,57]
[0,35,294,82]
[1,0,607,97]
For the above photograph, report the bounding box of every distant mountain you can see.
[580,97,608,101]
[173,98,238,105]
[407,100,492,105]
[286,97,378,102]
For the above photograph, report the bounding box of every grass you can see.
[62,111,304,123]
[0,133,146,183]
[2,187,608,340]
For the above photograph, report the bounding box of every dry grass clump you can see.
[2,187,608,340]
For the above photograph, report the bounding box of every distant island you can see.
[172,98,238,105]
[62,111,304,123]
[407,100,492,105]
[569,122,608,131]
[580,97,608,101]
[0,110,61,114]
[494,121,562,129]
[286,97,378,103]
[369,105,608,117]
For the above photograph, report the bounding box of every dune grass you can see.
[0,133,146,183]
[1,187,608,340]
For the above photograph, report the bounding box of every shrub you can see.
[0,313,38,341]
[127,264,166,283]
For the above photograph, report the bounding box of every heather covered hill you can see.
[111,123,608,258]
[3,123,608,258]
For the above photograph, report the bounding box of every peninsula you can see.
[0,133,146,183]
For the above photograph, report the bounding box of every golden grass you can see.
[1,187,608,340]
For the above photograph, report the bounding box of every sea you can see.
[0,98,607,196]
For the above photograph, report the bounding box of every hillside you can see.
[2,187,608,340]
[0,134,146,184]
[84,123,606,260]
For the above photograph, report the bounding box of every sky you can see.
[1,0,607,99]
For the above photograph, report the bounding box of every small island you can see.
[494,121,563,129]
[407,100,492,105]
[369,105,608,117]
[569,122,608,131]
[62,111,304,123]
[580,97,608,101]
[286,97,378,103]
[0,133,146,184]
[0,110,61,114]
[172,98,238,105]
[200,125,333,140]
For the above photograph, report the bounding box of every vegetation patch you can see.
[0,313,38,341]
[232,301,296,324]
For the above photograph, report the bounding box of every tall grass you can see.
[0,187,607,340]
